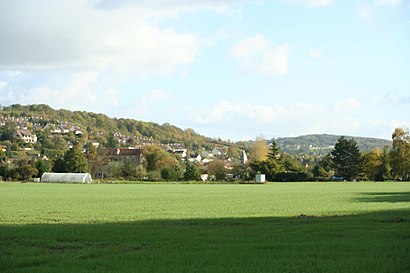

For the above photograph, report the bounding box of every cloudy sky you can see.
[0,0,409,140]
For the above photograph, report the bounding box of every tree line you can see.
[0,102,409,183]
[250,128,409,182]
[1,127,409,182]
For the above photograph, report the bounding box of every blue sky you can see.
[0,0,409,141]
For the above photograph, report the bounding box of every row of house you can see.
[43,123,83,135]
[0,117,85,136]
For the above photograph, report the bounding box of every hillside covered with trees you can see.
[0,104,408,182]
[276,134,391,155]
[0,104,231,151]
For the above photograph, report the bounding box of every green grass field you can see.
[1,182,409,273]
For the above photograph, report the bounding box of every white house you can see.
[44,123,62,134]
[59,125,70,134]
[212,148,223,156]
[13,129,37,144]
[188,154,202,163]
[173,149,187,158]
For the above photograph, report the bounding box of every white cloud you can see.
[366,119,410,139]
[0,81,8,88]
[374,94,410,105]
[193,100,286,124]
[130,90,171,119]
[357,4,373,19]
[289,0,335,7]
[374,0,403,6]
[232,34,289,76]
[334,97,361,111]
[190,98,370,138]
[0,72,120,113]
[91,0,238,13]
[0,0,201,76]
[139,90,170,105]
[310,49,322,59]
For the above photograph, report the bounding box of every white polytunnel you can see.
[40,172,93,183]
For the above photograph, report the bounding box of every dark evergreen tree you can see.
[35,160,49,177]
[184,161,201,181]
[331,137,363,181]
[268,139,280,160]
[52,157,65,173]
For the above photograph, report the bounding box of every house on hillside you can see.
[70,126,83,135]
[13,129,37,144]
[44,123,62,134]
[161,144,187,159]
[59,125,70,134]
[99,148,143,164]
[173,149,187,159]
[32,123,43,131]
[88,140,100,149]
[17,121,29,130]
[188,154,202,163]
[211,148,224,156]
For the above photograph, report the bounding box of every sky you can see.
[0,0,409,141]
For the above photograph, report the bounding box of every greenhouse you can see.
[40,172,93,183]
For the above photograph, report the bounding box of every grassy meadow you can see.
[1,182,409,273]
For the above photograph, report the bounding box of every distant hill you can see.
[276,134,392,155]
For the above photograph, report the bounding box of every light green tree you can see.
[249,137,268,162]
[390,128,410,180]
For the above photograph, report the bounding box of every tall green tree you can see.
[363,147,390,181]
[63,143,89,173]
[184,161,201,181]
[331,137,364,181]
[208,159,226,181]
[161,164,185,181]
[53,144,89,173]
[267,139,280,160]
[121,159,137,179]
[390,128,410,180]
[143,145,173,171]
[35,160,49,177]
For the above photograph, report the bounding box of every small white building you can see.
[200,174,209,181]
[255,174,266,183]
[41,172,93,183]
